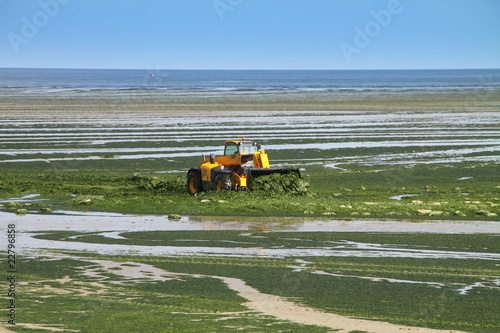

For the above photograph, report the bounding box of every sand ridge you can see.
[83,260,467,333]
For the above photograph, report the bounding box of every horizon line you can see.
[1,67,500,71]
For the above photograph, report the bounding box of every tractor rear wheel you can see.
[187,170,202,195]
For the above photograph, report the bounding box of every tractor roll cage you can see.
[224,141,260,156]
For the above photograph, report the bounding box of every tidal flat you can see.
[0,92,499,220]
[5,231,500,333]
[0,91,499,332]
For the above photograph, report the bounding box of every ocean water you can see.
[0,68,499,94]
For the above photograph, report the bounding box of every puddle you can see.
[389,194,419,200]
[97,231,129,240]
[51,210,136,217]
[456,279,500,295]
[309,269,447,287]
[0,194,48,203]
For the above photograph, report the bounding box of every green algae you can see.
[0,161,499,220]
[251,173,310,195]
[12,231,500,332]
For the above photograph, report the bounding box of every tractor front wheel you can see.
[187,170,202,195]
[214,173,234,191]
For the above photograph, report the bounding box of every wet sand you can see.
[1,90,499,116]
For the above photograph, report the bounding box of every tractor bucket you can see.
[248,167,301,178]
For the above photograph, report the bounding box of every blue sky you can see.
[1,0,499,69]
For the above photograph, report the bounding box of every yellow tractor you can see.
[187,138,300,194]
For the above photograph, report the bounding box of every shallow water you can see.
[389,194,419,200]
[0,193,48,203]
[18,231,500,261]
[2,209,499,261]
[2,210,499,234]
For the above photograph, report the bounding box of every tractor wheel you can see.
[214,173,234,191]
[187,170,202,195]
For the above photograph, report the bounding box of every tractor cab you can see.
[223,140,260,156]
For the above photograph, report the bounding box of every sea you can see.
[0,68,499,95]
